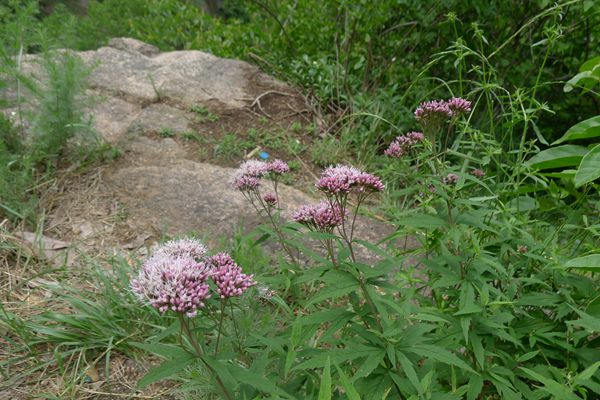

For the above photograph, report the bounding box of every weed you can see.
[180,130,202,142]
[158,127,174,138]
[310,134,349,167]
[213,132,251,159]
[189,105,218,123]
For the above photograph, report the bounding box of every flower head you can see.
[315,165,384,195]
[231,160,269,191]
[154,238,208,261]
[414,100,452,123]
[262,193,277,207]
[446,97,472,116]
[518,245,528,254]
[292,201,344,231]
[355,172,385,193]
[268,159,290,175]
[233,175,261,191]
[235,160,269,178]
[131,254,211,317]
[384,131,425,158]
[207,253,256,299]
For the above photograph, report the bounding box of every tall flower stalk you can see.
[130,238,255,400]
[314,165,384,263]
[232,159,298,263]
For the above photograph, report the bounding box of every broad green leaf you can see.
[409,344,476,373]
[519,367,580,400]
[575,144,600,187]
[564,56,600,92]
[526,145,588,170]
[563,254,600,272]
[397,213,448,229]
[553,116,600,144]
[335,365,361,400]
[506,196,538,212]
[318,357,332,400]
[137,353,195,388]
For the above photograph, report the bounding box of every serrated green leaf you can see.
[470,333,485,369]
[305,284,358,306]
[295,308,355,326]
[467,374,483,400]
[567,308,600,332]
[519,367,580,400]
[397,351,423,396]
[575,361,600,382]
[351,350,385,382]
[409,344,476,373]
[335,364,361,400]
[228,363,294,398]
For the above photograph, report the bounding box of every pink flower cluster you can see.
[131,253,211,318]
[447,97,472,116]
[384,131,425,158]
[131,238,256,317]
[268,159,290,175]
[231,159,290,192]
[292,201,344,231]
[414,97,471,122]
[207,253,256,299]
[153,238,207,261]
[414,100,452,122]
[413,97,471,137]
[316,165,384,195]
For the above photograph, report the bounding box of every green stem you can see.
[215,299,228,355]
[178,315,233,400]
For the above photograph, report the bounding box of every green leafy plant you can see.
[528,57,600,189]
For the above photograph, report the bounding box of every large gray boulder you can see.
[2,38,411,260]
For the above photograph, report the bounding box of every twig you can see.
[250,90,294,119]
[78,388,166,399]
